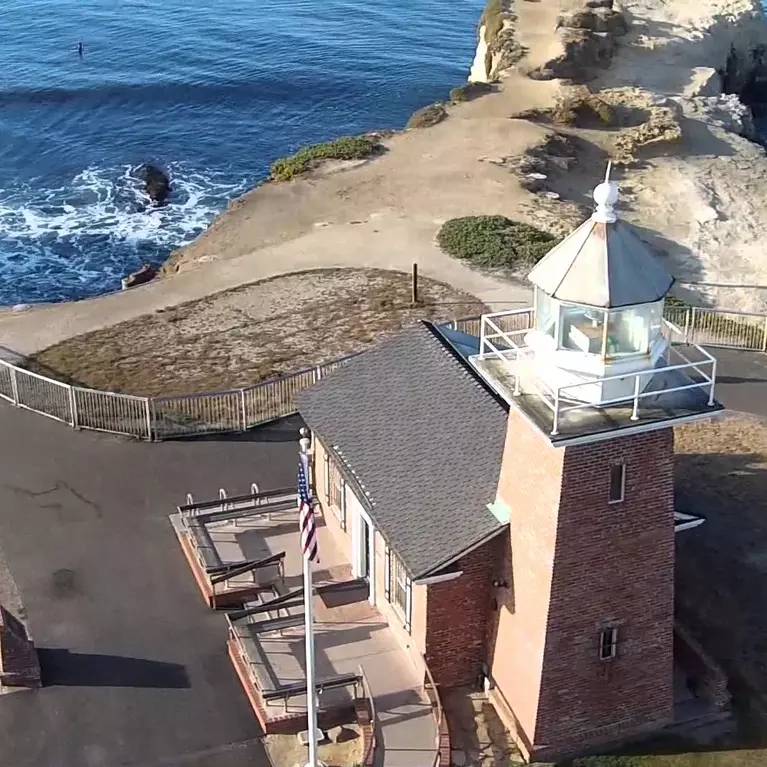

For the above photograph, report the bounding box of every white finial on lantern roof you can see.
[592,160,618,224]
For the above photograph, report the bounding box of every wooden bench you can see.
[186,518,222,572]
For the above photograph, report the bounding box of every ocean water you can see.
[0,0,482,305]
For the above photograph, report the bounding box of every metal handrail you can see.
[478,314,719,436]
[422,657,445,767]
[1,303,766,442]
[357,664,377,766]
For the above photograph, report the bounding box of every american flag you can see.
[298,452,319,563]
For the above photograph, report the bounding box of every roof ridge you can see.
[421,321,509,412]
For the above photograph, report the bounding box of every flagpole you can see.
[299,428,320,767]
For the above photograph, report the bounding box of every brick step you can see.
[667,707,736,744]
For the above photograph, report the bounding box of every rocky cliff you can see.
[470,0,767,310]
[161,0,767,316]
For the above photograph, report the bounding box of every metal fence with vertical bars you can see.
[0,305,765,440]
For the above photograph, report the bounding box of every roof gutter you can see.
[417,523,508,580]
[413,570,463,586]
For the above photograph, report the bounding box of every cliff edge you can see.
[166,0,767,312]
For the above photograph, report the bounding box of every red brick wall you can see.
[425,536,503,689]
[488,410,675,761]
[0,605,41,689]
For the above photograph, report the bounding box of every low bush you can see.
[269,136,379,182]
[405,103,448,129]
[552,86,615,127]
[449,82,494,103]
[437,216,556,269]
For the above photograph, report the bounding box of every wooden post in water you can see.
[411,263,419,306]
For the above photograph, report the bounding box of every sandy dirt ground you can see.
[28,269,485,396]
[264,725,362,767]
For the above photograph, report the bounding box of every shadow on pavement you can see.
[38,648,190,689]
[172,415,304,444]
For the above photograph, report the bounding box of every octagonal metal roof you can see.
[527,180,674,309]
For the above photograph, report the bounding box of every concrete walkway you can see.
[215,509,439,767]
[0,218,533,355]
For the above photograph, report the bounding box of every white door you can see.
[346,488,376,605]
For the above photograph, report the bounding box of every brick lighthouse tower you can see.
[470,175,722,761]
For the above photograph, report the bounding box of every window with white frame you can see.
[599,627,619,660]
[608,463,626,504]
[385,545,412,633]
[323,450,346,530]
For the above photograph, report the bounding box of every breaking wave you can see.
[0,164,251,305]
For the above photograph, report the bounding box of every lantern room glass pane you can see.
[606,306,651,356]
[648,300,663,339]
[560,304,605,354]
[535,289,557,339]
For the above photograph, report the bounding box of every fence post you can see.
[682,308,690,344]
[762,316,767,353]
[240,389,247,431]
[689,306,697,345]
[316,365,323,381]
[144,398,153,441]
[69,386,78,428]
[9,366,19,405]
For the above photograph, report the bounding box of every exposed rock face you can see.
[685,67,723,98]
[530,6,629,82]
[122,263,157,290]
[138,164,171,205]
[467,0,767,312]
[613,105,683,161]
[683,93,757,139]
[469,0,524,82]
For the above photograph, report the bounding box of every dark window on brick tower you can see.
[608,463,626,504]
[599,627,619,660]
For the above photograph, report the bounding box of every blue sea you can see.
[0,0,481,305]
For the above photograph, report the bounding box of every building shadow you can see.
[672,445,767,751]
[173,415,305,444]
[37,648,190,689]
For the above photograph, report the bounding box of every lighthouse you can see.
[469,175,723,761]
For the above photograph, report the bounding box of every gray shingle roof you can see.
[296,322,508,579]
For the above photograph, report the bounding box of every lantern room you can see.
[523,179,674,404]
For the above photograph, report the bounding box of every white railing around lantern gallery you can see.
[476,310,718,436]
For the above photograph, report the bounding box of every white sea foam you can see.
[0,162,250,303]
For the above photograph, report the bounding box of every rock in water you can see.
[122,264,157,290]
[139,164,171,205]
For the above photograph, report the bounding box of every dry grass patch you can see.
[27,268,485,397]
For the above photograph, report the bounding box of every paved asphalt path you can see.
[706,347,767,418]
[0,407,300,767]
[0,346,764,767]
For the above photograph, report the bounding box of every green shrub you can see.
[449,82,494,103]
[569,757,643,767]
[406,103,448,129]
[269,136,379,182]
[437,215,556,269]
